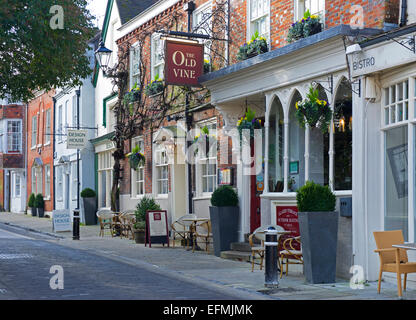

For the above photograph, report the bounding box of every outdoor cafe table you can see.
[182,217,210,250]
[392,243,416,250]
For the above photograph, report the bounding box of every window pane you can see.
[269,99,284,192]
[385,126,408,241]
[289,92,305,191]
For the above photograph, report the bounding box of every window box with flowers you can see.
[287,10,322,43]
[204,59,214,74]
[295,86,332,133]
[145,74,164,97]
[237,108,262,140]
[123,83,141,105]
[237,31,269,61]
[127,144,145,171]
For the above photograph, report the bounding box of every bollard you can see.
[264,227,279,288]
[73,209,80,240]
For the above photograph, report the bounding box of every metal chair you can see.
[249,224,286,272]
[120,210,136,239]
[171,214,196,248]
[96,209,115,237]
[279,236,303,278]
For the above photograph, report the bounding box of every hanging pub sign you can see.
[145,210,170,248]
[165,40,204,87]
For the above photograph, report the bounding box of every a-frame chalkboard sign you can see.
[145,210,170,248]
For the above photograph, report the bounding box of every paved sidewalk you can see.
[1,212,415,300]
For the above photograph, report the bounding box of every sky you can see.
[87,0,108,30]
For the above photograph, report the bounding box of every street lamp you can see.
[95,39,113,74]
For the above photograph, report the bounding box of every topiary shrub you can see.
[81,188,96,198]
[134,196,162,224]
[296,181,336,212]
[28,193,36,207]
[210,185,239,207]
[34,194,44,208]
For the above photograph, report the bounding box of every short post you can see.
[73,209,80,240]
[264,227,279,288]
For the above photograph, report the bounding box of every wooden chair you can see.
[280,236,303,278]
[374,230,416,297]
[171,214,196,248]
[248,225,286,272]
[193,220,213,253]
[96,209,115,237]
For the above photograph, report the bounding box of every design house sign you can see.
[165,40,204,87]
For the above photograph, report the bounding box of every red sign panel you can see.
[165,40,204,87]
[276,206,300,251]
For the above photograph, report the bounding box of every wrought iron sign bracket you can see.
[384,33,415,54]
[311,74,334,95]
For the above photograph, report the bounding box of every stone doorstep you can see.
[220,250,252,262]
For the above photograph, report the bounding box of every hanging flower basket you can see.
[237,107,262,139]
[295,86,332,133]
[237,31,268,61]
[145,74,164,97]
[127,145,145,171]
[287,10,322,43]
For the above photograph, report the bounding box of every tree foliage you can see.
[0,0,96,102]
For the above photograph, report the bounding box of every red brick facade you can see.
[27,90,55,213]
[116,0,398,199]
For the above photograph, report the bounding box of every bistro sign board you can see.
[67,129,88,150]
[165,40,204,87]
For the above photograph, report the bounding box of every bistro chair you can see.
[280,236,303,278]
[249,225,286,272]
[120,210,136,239]
[96,209,115,237]
[374,230,416,298]
[193,220,213,253]
[171,214,196,249]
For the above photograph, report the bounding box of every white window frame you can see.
[131,137,145,198]
[45,109,51,145]
[154,143,169,197]
[247,0,270,42]
[151,33,165,80]
[98,150,114,209]
[130,42,141,89]
[31,115,37,148]
[295,0,325,21]
[44,164,51,199]
[195,119,218,197]
[193,2,213,62]
[31,166,36,195]
[6,119,22,153]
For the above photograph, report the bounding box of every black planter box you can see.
[82,197,97,225]
[209,206,239,257]
[37,208,44,218]
[30,207,36,217]
[298,211,339,284]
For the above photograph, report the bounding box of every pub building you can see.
[348,23,416,284]
[200,24,381,279]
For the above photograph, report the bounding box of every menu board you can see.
[145,210,169,248]
[276,206,300,251]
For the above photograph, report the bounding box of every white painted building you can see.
[53,38,97,221]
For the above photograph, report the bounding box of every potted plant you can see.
[34,194,45,218]
[123,82,141,105]
[295,86,332,133]
[133,196,161,244]
[237,31,268,61]
[209,185,239,257]
[287,10,322,43]
[127,144,145,171]
[296,180,338,284]
[81,188,97,225]
[28,193,36,216]
[145,74,164,97]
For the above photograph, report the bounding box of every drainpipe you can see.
[25,103,28,212]
[400,0,407,27]
[52,96,56,210]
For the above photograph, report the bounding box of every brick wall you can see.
[27,90,55,212]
